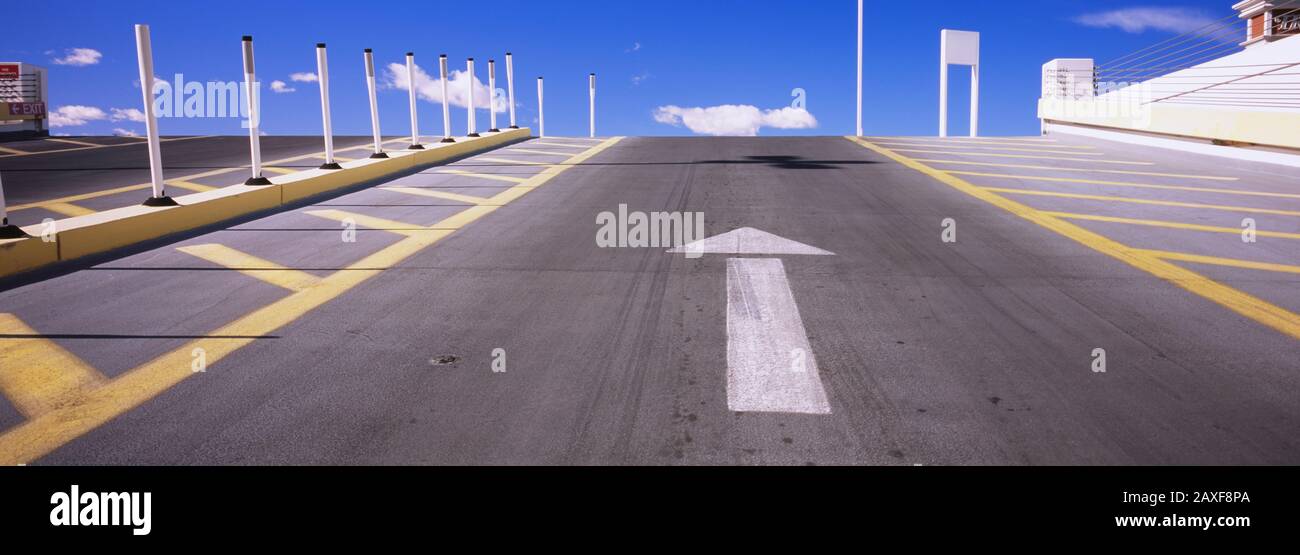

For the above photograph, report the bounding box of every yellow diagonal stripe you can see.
[532,142,588,149]
[885,148,1151,165]
[913,160,1238,181]
[949,172,1300,201]
[0,145,29,155]
[303,209,429,236]
[982,187,1300,217]
[1136,249,1300,275]
[869,141,1103,156]
[506,148,575,156]
[1044,211,1300,240]
[435,169,528,183]
[476,157,554,166]
[261,167,296,175]
[42,202,96,217]
[167,180,218,193]
[0,313,108,418]
[177,244,322,292]
[382,187,492,205]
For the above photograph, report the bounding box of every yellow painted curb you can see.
[0,128,530,279]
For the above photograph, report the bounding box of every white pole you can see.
[242,36,270,185]
[466,58,479,137]
[135,24,170,204]
[0,171,8,227]
[856,0,863,137]
[364,49,387,158]
[939,51,948,137]
[537,77,545,138]
[506,53,517,128]
[488,60,500,132]
[970,64,980,138]
[406,52,423,149]
[589,73,596,138]
[316,43,340,169]
[439,55,454,142]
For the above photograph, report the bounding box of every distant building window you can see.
[1250,14,1265,39]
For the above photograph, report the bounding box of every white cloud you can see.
[112,128,139,137]
[653,104,817,136]
[632,71,651,86]
[52,48,102,66]
[382,62,504,112]
[48,105,108,127]
[110,107,145,122]
[290,72,318,83]
[270,80,295,93]
[1074,7,1215,34]
[626,42,642,53]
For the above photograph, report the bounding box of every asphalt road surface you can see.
[0,134,1297,465]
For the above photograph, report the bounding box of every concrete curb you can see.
[0,128,529,279]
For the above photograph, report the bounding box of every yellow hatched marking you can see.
[177,244,322,292]
[885,148,1152,165]
[506,148,575,156]
[533,142,588,149]
[476,157,554,166]
[0,145,30,155]
[1137,249,1300,275]
[382,187,492,205]
[982,187,1300,217]
[872,138,1093,150]
[869,141,1103,155]
[303,210,430,237]
[1043,212,1300,240]
[167,180,218,193]
[261,167,296,175]
[913,160,1238,181]
[0,314,108,418]
[867,136,1059,144]
[42,202,96,217]
[0,136,624,465]
[949,172,1300,200]
[46,138,104,148]
[435,169,528,183]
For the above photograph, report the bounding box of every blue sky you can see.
[6,0,1238,138]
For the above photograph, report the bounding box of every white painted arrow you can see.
[671,228,834,415]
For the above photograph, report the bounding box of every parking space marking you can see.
[0,136,623,465]
[505,148,576,156]
[382,187,492,205]
[532,142,589,149]
[0,135,214,159]
[848,136,1300,342]
[1137,249,1300,275]
[177,244,323,292]
[885,148,1152,165]
[1043,212,1300,240]
[955,172,1298,199]
[869,141,1104,156]
[476,157,555,166]
[982,187,1300,216]
[434,169,528,183]
[0,313,108,419]
[866,136,1060,144]
[304,210,436,237]
[916,160,1239,181]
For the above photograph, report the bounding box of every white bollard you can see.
[856,0,863,137]
[316,43,341,169]
[135,24,174,205]
[406,52,423,149]
[364,49,388,158]
[439,54,454,143]
[488,59,499,132]
[589,73,596,138]
[466,58,480,137]
[0,170,22,238]
[506,53,517,129]
[242,36,271,185]
[537,77,545,138]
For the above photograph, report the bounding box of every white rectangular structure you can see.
[939,29,980,137]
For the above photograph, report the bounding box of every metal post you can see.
[939,57,948,137]
[506,52,518,129]
[856,0,863,137]
[316,43,341,169]
[364,49,388,158]
[969,64,980,137]
[466,58,480,137]
[135,24,174,206]
[405,52,423,149]
[242,36,271,185]
[439,55,454,143]
[589,73,596,138]
[0,171,23,238]
[537,77,545,138]
[488,59,500,132]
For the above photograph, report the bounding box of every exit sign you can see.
[0,64,18,80]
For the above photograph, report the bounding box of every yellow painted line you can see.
[7,184,152,212]
[913,160,1238,181]
[0,145,29,155]
[867,136,1059,144]
[167,180,218,193]
[0,135,214,158]
[950,172,1300,200]
[884,148,1153,165]
[46,138,105,148]
[871,138,1094,150]
[177,244,322,292]
[304,209,432,237]
[0,136,623,465]
[42,202,97,217]
[506,148,576,156]
[332,155,357,163]
[869,141,1104,156]
[1136,249,1300,275]
[261,167,297,175]
[435,169,528,183]
[1044,212,1300,240]
[982,187,1300,217]
[382,187,492,205]
[532,142,588,149]
[476,157,554,166]
[847,136,1300,342]
[0,313,108,418]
